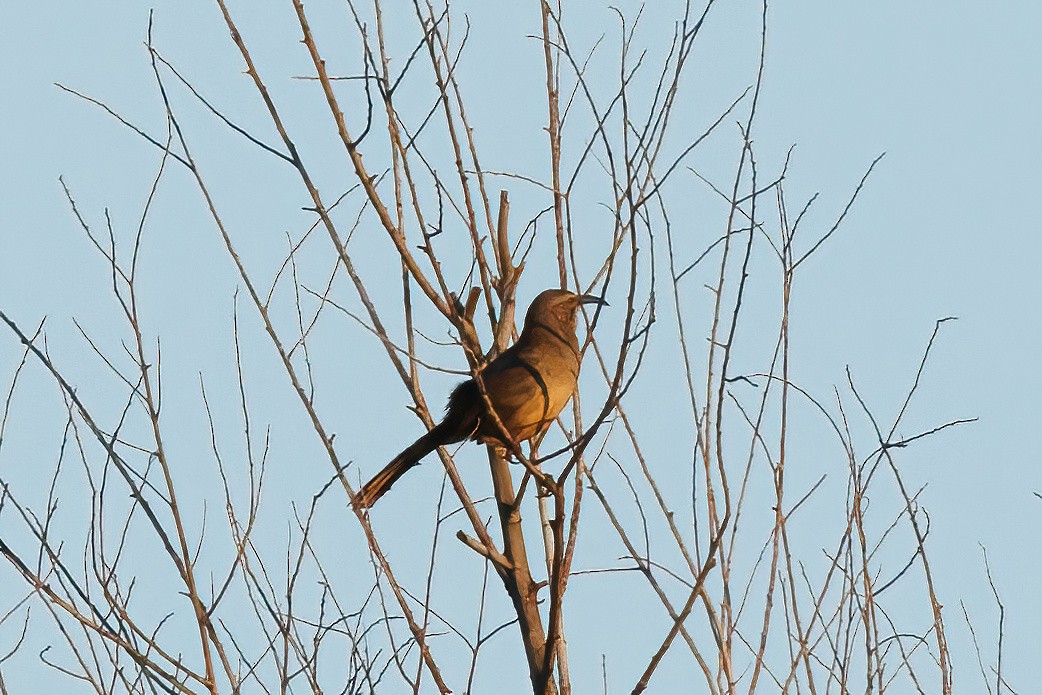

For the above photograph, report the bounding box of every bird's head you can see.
[522,288,608,332]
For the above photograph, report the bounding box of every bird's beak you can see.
[578,293,609,307]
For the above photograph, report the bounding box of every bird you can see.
[353,288,606,509]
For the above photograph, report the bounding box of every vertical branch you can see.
[483,191,554,694]
[540,0,568,288]
[493,190,522,352]
[488,442,553,694]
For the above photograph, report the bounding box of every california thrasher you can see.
[353,289,606,509]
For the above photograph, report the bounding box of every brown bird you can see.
[353,289,606,509]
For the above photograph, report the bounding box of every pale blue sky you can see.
[2,2,1040,692]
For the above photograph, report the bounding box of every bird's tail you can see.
[353,425,447,509]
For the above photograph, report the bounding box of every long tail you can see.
[353,425,448,509]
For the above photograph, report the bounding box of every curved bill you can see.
[578,293,609,307]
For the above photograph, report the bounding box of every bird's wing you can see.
[475,350,553,441]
